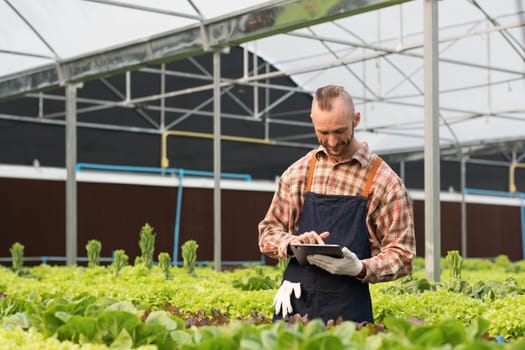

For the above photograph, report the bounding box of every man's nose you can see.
[327,134,338,146]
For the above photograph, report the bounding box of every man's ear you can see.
[353,112,361,127]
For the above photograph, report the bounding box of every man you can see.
[258,85,416,324]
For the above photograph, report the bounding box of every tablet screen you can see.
[289,243,344,265]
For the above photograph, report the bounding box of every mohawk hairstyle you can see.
[314,85,354,112]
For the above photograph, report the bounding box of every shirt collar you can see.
[316,141,372,167]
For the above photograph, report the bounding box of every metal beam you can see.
[287,28,525,77]
[0,0,411,100]
[80,0,203,20]
[65,84,78,266]
[213,51,222,272]
[423,0,440,282]
[460,156,467,257]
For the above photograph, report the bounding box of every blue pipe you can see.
[76,163,252,181]
[76,163,253,265]
[179,168,252,181]
[520,192,525,259]
[464,188,522,198]
[0,256,114,263]
[464,188,525,259]
[173,168,184,264]
[77,163,176,174]
[0,257,264,267]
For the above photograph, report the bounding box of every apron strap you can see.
[305,152,318,192]
[305,152,383,196]
[362,156,382,197]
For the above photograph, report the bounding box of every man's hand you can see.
[290,231,330,245]
[273,280,301,318]
[307,247,363,276]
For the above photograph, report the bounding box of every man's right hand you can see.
[290,231,330,245]
[273,280,301,318]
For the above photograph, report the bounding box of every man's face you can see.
[310,97,356,161]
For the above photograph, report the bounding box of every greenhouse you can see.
[1,0,525,348]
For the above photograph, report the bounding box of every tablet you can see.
[290,243,344,265]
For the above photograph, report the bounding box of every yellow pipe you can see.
[161,130,272,168]
[509,162,525,192]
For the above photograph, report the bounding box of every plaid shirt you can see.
[258,142,416,283]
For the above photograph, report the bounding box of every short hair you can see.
[314,85,354,113]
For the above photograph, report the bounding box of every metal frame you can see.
[1,2,523,153]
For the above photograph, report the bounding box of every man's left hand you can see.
[307,247,363,276]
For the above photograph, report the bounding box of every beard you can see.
[324,140,349,157]
[322,128,354,160]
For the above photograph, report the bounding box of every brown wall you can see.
[1,177,523,264]
[413,201,523,261]
[0,178,274,264]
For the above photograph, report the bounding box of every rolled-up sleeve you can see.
[362,170,416,283]
[258,182,294,259]
[258,155,311,259]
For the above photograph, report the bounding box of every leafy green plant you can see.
[444,277,472,295]
[134,256,144,266]
[85,240,102,268]
[2,256,525,344]
[382,274,435,295]
[383,317,493,349]
[446,250,463,279]
[504,263,521,273]
[111,249,128,276]
[9,242,24,271]
[4,293,187,349]
[138,223,156,269]
[494,254,512,268]
[232,266,275,291]
[483,295,525,340]
[181,240,198,276]
[470,278,523,300]
[158,252,172,280]
[132,256,150,277]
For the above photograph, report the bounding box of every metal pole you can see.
[125,71,131,103]
[252,41,259,118]
[424,0,441,282]
[460,156,467,257]
[399,160,405,182]
[213,51,222,272]
[243,45,249,79]
[65,84,78,265]
[160,63,166,129]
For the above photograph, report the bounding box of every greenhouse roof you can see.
[1,0,524,162]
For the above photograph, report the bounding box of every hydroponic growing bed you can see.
[2,237,525,349]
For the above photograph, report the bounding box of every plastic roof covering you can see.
[1,0,525,158]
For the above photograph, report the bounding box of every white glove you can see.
[273,280,301,318]
[307,247,363,276]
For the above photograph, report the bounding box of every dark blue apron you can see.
[274,154,382,324]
